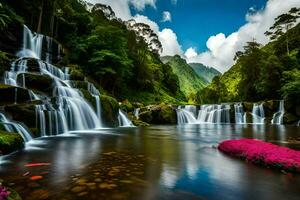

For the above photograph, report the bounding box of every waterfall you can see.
[197,104,230,123]
[271,100,284,125]
[234,103,246,124]
[87,82,102,123]
[134,108,140,119]
[16,25,44,59]
[176,104,231,124]
[177,107,197,124]
[0,113,33,142]
[252,103,265,124]
[1,25,103,138]
[118,110,134,127]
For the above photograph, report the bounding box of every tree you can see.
[0,3,11,30]
[265,7,300,55]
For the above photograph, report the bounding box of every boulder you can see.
[100,95,119,127]
[0,131,24,155]
[283,113,298,124]
[243,102,253,112]
[139,111,153,123]
[151,104,177,124]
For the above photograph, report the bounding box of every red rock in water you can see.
[218,139,300,172]
[30,176,43,181]
[25,163,51,167]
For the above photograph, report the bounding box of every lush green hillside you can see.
[0,0,186,105]
[162,55,207,102]
[188,63,221,83]
[199,19,300,117]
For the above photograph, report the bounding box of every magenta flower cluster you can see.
[0,186,9,200]
[218,139,300,171]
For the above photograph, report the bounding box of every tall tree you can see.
[265,7,300,55]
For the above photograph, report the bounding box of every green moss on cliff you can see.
[0,131,24,155]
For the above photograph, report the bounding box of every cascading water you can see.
[87,82,102,122]
[197,104,231,123]
[177,106,197,124]
[234,103,247,124]
[134,108,140,119]
[2,25,103,138]
[118,110,134,127]
[177,104,231,124]
[252,103,265,124]
[0,113,33,142]
[271,100,284,125]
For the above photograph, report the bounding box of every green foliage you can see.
[0,131,24,155]
[163,55,207,103]
[201,22,300,104]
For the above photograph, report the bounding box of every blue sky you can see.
[89,0,299,72]
[130,0,267,52]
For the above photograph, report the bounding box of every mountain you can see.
[161,55,207,101]
[188,63,221,83]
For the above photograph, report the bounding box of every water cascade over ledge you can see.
[271,100,284,125]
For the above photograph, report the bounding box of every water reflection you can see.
[0,125,299,200]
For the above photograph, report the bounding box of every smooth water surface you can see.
[0,124,300,200]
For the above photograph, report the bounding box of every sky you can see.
[86,0,300,73]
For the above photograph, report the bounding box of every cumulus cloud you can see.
[85,0,182,57]
[159,29,183,56]
[185,0,300,73]
[184,47,197,58]
[161,11,172,22]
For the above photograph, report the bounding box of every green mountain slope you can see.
[162,55,207,101]
[200,22,300,118]
[188,63,221,83]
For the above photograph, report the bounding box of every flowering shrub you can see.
[218,139,300,172]
[0,186,9,200]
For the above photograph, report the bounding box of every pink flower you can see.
[218,139,300,172]
[0,186,9,200]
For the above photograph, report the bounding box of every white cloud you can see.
[85,0,182,57]
[159,28,183,56]
[184,47,197,58]
[161,11,172,22]
[185,0,300,73]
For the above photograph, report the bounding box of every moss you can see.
[0,131,24,155]
[151,104,177,124]
[120,100,134,112]
[100,95,119,127]
[139,111,153,123]
[17,73,54,96]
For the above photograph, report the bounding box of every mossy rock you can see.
[229,104,235,123]
[244,112,253,123]
[243,102,253,112]
[151,104,177,124]
[120,100,134,112]
[132,119,150,127]
[80,89,96,109]
[69,67,85,81]
[100,95,119,127]
[139,111,153,123]
[4,103,39,129]
[283,113,298,124]
[17,73,54,96]
[0,51,11,76]
[25,58,42,72]
[0,84,31,105]
[132,102,144,108]
[0,131,24,155]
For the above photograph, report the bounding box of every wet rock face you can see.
[139,104,177,125]
[0,84,32,105]
[100,95,119,127]
[0,21,23,55]
[17,73,54,97]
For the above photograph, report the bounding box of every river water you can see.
[0,124,300,200]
